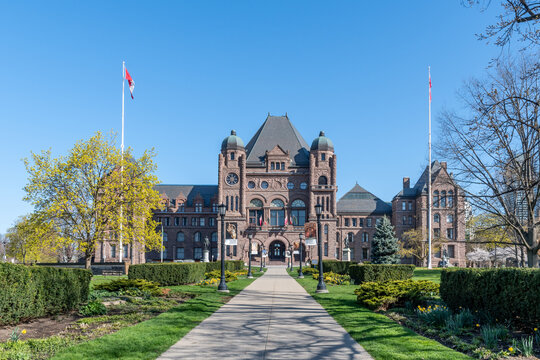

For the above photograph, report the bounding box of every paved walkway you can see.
[158,267,372,360]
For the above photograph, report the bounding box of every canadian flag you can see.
[125,68,135,99]
[285,216,289,226]
[259,215,263,226]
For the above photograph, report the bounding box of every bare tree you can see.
[438,55,540,267]
[464,0,540,48]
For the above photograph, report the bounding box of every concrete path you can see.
[158,267,372,360]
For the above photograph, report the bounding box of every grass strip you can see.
[51,272,263,360]
[290,271,469,360]
[412,268,442,283]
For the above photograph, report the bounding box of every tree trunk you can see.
[85,256,92,270]
[526,249,539,268]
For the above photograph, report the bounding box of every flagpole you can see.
[119,61,125,264]
[427,66,432,269]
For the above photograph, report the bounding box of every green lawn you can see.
[52,271,263,360]
[412,268,443,283]
[90,275,127,289]
[290,271,469,360]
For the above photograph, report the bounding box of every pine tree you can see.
[371,216,400,264]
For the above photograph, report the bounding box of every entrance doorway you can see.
[269,240,285,261]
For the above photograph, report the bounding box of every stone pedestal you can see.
[342,248,351,262]
[203,249,210,263]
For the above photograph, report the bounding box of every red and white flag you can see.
[285,216,289,226]
[125,68,135,99]
[429,71,432,102]
[259,215,263,226]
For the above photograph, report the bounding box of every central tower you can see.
[218,114,338,264]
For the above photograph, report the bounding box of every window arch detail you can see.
[291,199,306,208]
[176,232,184,242]
[250,199,263,207]
[318,176,328,185]
[271,199,285,207]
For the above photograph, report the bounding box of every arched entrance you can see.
[269,240,286,262]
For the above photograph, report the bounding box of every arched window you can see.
[271,199,285,207]
[270,199,285,226]
[211,232,218,242]
[250,199,263,207]
[291,199,306,226]
[441,191,447,207]
[448,190,454,207]
[433,191,440,208]
[176,232,184,242]
[249,199,264,225]
[362,233,369,242]
[434,213,440,223]
[318,176,328,185]
[194,232,201,242]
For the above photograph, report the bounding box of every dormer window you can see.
[179,204,185,212]
[276,162,280,170]
[195,203,203,213]
[171,199,176,207]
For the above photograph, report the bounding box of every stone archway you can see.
[269,240,286,262]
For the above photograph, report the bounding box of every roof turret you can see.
[221,130,245,151]
[310,131,334,151]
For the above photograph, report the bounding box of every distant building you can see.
[95,114,467,267]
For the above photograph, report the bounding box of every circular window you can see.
[226,173,239,185]
[300,182,308,190]
[287,182,294,189]
[261,181,269,189]
[248,181,255,189]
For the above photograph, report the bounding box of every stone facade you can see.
[99,114,468,267]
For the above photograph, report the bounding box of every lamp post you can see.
[218,204,229,293]
[247,234,253,278]
[315,204,328,293]
[259,241,264,272]
[160,223,164,263]
[298,233,304,278]
[289,244,294,272]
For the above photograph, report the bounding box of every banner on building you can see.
[225,239,237,246]
[251,242,258,255]
[304,222,316,241]
[305,238,317,246]
[226,223,237,242]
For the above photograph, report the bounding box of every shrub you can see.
[440,268,540,327]
[197,278,220,286]
[94,278,161,296]
[312,272,350,285]
[481,325,508,349]
[321,260,356,275]
[354,279,439,311]
[204,270,238,282]
[0,263,92,325]
[204,260,244,273]
[128,262,206,285]
[79,301,107,316]
[349,264,415,284]
[299,267,318,275]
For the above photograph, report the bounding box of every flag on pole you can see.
[259,215,263,226]
[429,72,432,102]
[125,68,135,99]
[285,216,289,226]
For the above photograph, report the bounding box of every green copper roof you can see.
[310,131,334,151]
[221,130,245,151]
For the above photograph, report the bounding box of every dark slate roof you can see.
[245,115,310,166]
[155,185,217,207]
[337,183,392,215]
[393,161,444,198]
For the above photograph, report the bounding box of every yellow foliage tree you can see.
[398,228,443,267]
[5,214,57,264]
[23,132,162,269]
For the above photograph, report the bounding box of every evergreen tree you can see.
[371,216,400,264]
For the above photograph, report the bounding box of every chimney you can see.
[441,162,447,170]
[403,177,410,190]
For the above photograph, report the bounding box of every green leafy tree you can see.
[23,131,162,269]
[372,216,400,264]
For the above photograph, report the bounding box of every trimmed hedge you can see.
[204,260,244,272]
[440,268,540,327]
[320,260,356,275]
[129,261,245,286]
[0,263,92,325]
[349,264,415,284]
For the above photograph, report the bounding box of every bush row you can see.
[440,268,540,327]
[128,260,244,285]
[319,260,356,275]
[349,264,415,284]
[0,263,92,325]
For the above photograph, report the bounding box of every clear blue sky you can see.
[0,1,501,233]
